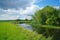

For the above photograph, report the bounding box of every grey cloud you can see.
[0,0,32,9]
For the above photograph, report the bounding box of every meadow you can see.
[0,22,52,40]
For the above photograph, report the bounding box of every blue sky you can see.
[35,0,60,7]
[0,0,60,20]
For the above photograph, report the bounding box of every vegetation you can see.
[31,6,60,26]
[0,20,31,24]
[31,6,60,40]
[0,22,52,40]
[0,6,60,40]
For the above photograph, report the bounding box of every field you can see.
[0,22,52,40]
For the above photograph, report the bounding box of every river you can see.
[18,24,33,31]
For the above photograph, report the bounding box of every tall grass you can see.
[0,22,52,40]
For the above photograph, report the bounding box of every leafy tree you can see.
[31,6,60,39]
[31,6,60,27]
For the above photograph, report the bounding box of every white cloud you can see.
[0,3,40,20]
[1,0,55,20]
[54,6,60,9]
[19,4,39,15]
[0,0,43,20]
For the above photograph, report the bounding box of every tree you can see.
[31,6,60,39]
[31,6,60,26]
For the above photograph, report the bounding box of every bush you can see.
[34,25,60,40]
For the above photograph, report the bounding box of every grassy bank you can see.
[0,22,52,40]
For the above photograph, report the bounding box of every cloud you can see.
[1,0,59,20]
[0,4,39,20]
[0,0,44,20]
[54,6,60,9]
[0,15,19,20]
[0,0,33,9]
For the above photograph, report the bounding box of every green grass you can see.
[0,22,52,40]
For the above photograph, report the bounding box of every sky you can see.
[0,0,60,20]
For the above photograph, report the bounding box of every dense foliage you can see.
[0,22,52,40]
[31,6,60,40]
[32,6,60,26]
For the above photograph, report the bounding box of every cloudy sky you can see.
[0,0,60,20]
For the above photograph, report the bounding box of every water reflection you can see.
[18,24,33,31]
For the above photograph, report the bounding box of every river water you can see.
[18,24,33,31]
